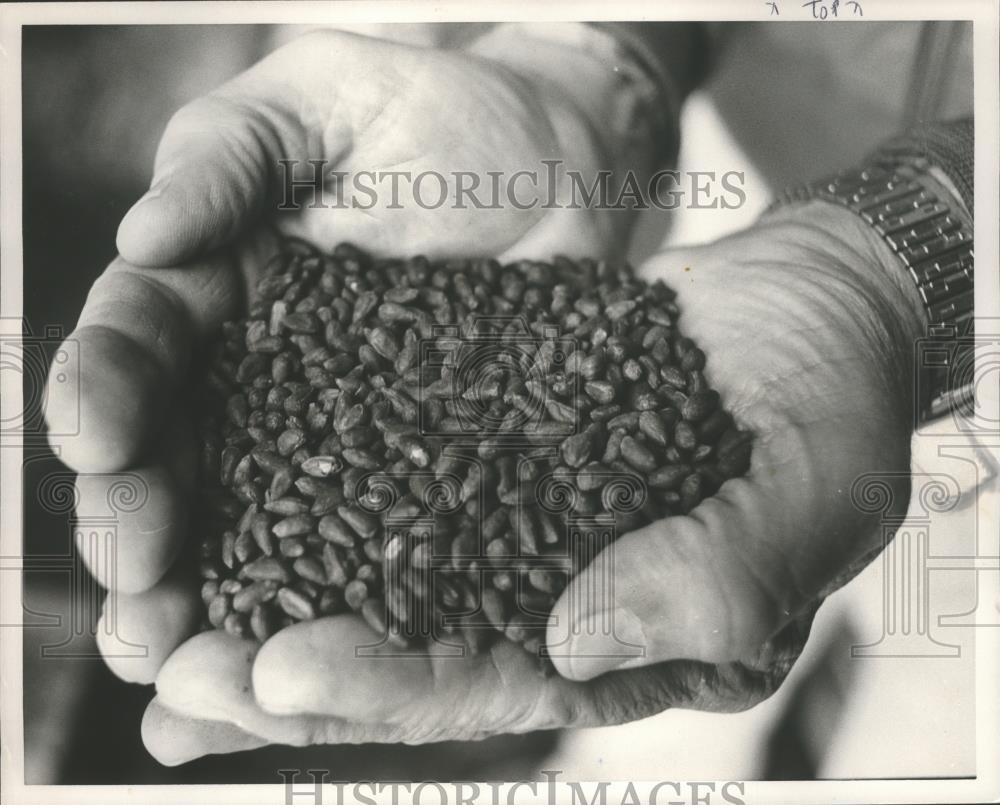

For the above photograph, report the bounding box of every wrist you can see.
[763,200,928,422]
[770,200,928,344]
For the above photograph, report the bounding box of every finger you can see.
[546,489,790,682]
[116,94,279,267]
[142,697,267,765]
[115,31,362,267]
[97,564,202,685]
[156,630,344,746]
[253,616,582,742]
[45,253,239,472]
[251,613,783,739]
[252,615,435,721]
[548,417,904,682]
[74,466,181,594]
[73,413,195,593]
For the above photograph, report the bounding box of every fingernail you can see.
[564,607,649,681]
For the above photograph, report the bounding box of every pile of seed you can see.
[195,241,752,658]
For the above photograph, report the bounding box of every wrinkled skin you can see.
[44,31,924,765]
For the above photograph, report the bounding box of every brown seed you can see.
[224,612,249,638]
[345,579,369,610]
[364,537,384,563]
[283,311,320,334]
[397,435,431,468]
[605,299,637,320]
[681,390,719,422]
[679,472,704,513]
[252,447,290,475]
[620,436,658,473]
[675,421,698,452]
[234,531,256,563]
[321,543,350,587]
[337,505,379,539]
[680,347,706,372]
[293,556,327,585]
[226,394,249,427]
[233,580,279,613]
[481,588,506,630]
[342,448,382,469]
[492,570,514,592]
[277,586,316,620]
[367,327,400,361]
[300,455,342,477]
[277,428,306,456]
[537,509,562,544]
[693,444,714,463]
[637,410,669,446]
[279,536,307,558]
[232,454,254,487]
[272,514,314,538]
[577,461,610,491]
[207,594,231,628]
[218,529,237,569]
[409,541,432,569]
[317,514,356,547]
[242,557,291,583]
[607,411,639,431]
[250,604,277,642]
[265,497,310,516]
[560,430,593,469]
[386,587,411,623]
[360,597,391,636]
[622,359,643,381]
[317,588,342,616]
[660,365,687,389]
[486,537,514,567]
[528,568,564,595]
[250,513,274,556]
[310,488,345,516]
[201,580,220,606]
[647,464,691,490]
[513,506,540,555]
[584,381,616,405]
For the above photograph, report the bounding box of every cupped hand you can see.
[42,28,635,762]
[116,28,616,269]
[135,198,923,765]
[46,28,618,474]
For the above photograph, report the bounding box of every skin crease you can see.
[41,30,927,762]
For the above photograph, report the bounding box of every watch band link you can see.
[771,158,975,423]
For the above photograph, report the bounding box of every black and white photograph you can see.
[1,2,997,804]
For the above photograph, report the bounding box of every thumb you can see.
[116,92,281,266]
[545,480,791,682]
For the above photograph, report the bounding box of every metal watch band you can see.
[771,158,975,424]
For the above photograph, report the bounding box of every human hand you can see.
[48,28,636,474]
[133,199,924,765]
[43,27,653,760]
[115,27,625,271]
